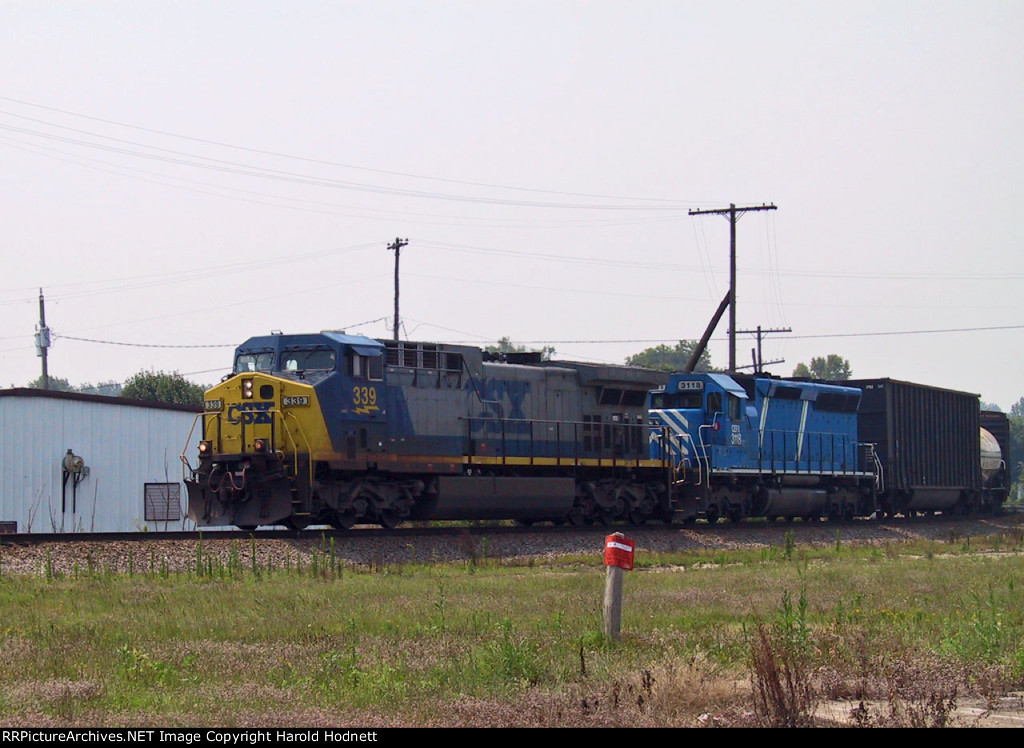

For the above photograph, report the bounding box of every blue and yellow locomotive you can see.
[184,331,671,530]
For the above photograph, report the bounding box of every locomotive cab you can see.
[648,373,757,475]
[185,332,388,530]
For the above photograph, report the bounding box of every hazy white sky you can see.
[1,1,1022,408]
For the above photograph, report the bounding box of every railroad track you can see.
[2,508,1019,547]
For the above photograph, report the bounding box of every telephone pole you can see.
[737,325,791,372]
[35,288,51,389]
[688,203,777,371]
[387,237,408,342]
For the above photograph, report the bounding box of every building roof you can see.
[0,388,201,414]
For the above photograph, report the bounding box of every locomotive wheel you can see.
[333,512,356,530]
[238,525,257,533]
[284,516,310,531]
[377,509,403,529]
[566,505,589,526]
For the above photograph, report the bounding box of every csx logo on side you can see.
[227,402,273,424]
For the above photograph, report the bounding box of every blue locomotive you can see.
[648,372,876,523]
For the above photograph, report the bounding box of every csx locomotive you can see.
[183,330,1009,530]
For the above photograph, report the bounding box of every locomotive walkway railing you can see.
[666,425,870,487]
[462,416,662,468]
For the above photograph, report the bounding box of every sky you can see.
[1,1,1022,409]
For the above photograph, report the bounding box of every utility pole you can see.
[35,288,51,390]
[387,237,408,342]
[689,203,777,372]
[737,325,791,372]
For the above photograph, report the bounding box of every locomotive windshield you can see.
[235,351,274,373]
[282,348,337,372]
[650,391,704,409]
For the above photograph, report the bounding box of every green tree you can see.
[120,370,206,407]
[23,374,76,391]
[1007,397,1024,504]
[792,354,852,381]
[625,340,712,372]
[78,381,123,397]
[20,375,123,396]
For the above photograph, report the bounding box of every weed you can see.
[749,621,816,727]
[783,530,795,560]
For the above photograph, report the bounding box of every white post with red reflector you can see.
[603,532,635,642]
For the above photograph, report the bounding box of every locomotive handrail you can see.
[463,415,652,466]
[696,421,717,488]
[180,407,314,489]
[180,412,206,479]
[683,430,705,488]
[277,409,314,486]
[862,442,883,494]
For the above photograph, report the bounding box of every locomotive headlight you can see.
[198,440,213,457]
[253,438,268,453]
[242,379,254,399]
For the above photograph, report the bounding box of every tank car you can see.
[980,409,1010,501]
[183,331,671,530]
[648,372,877,522]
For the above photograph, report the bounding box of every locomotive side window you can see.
[707,391,722,415]
[678,392,702,409]
[351,353,384,381]
[729,394,743,421]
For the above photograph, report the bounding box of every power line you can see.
[44,322,1024,353]
[54,334,237,349]
[0,94,713,207]
[0,107,698,212]
[469,323,1024,346]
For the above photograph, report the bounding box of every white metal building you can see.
[0,388,202,533]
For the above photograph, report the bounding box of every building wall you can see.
[0,390,202,533]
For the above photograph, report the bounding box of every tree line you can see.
[21,371,206,406]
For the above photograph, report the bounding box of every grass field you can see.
[2,529,1023,727]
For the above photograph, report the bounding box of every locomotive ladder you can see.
[279,453,311,523]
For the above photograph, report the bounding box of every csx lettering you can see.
[227,402,273,424]
[473,378,531,435]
